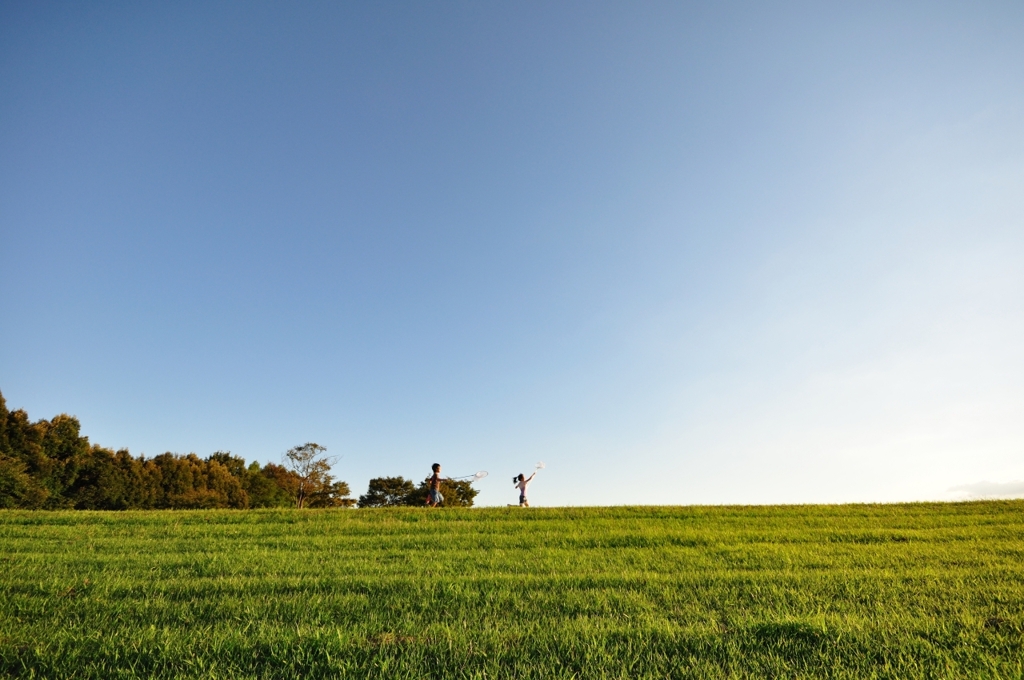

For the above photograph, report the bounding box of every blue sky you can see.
[2,1,1022,506]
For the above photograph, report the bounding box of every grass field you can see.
[2,502,1023,679]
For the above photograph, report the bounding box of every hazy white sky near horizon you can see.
[2,2,1022,506]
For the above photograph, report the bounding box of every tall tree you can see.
[0,455,32,509]
[0,393,53,508]
[283,443,352,509]
[38,414,91,506]
[0,390,11,457]
[257,463,302,507]
[0,390,33,508]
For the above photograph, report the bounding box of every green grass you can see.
[1,502,1023,679]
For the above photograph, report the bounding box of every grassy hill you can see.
[2,502,1023,678]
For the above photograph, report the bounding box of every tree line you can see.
[0,390,476,510]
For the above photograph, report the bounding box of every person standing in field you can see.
[426,463,446,507]
[513,472,535,507]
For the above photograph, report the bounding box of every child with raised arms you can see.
[512,471,535,507]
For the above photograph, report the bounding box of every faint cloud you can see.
[947,480,1024,500]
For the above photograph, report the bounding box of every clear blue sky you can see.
[2,1,1022,506]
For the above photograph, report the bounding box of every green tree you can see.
[239,461,291,508]
[68,447,129,510]
[205,458,249,508]
[0,392,31,508]
[207,451,247,478]
[255,462,301,507]
[147,453,248,509]
[0,393,52,508]
[0,403,50,510]
[38,414,91,507]
[358,476,417,507]
[307,480,355,508]
[0,454,33,509]
[0,391,9,456]
[283,443,352,509]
